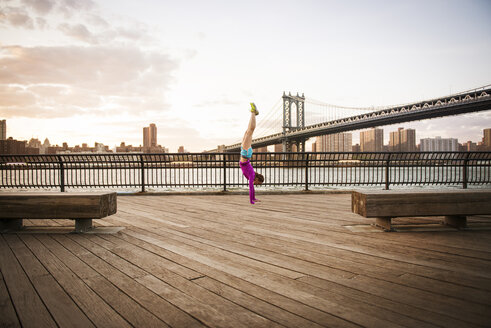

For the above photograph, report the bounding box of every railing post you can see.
[385,153,392,190]
[463,152,470,189]
[223,153,227,192]
[305,152,310,191]
[140,154,145,192]
[57,155,65,192]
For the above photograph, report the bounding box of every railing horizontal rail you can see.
[1,152,490,192]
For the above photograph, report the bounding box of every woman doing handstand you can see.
[240,103,264,204]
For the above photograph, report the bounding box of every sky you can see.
[0,0,490,152]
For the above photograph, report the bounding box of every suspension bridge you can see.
[224,84,491,152]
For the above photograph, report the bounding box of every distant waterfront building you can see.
[352,144,361,152]
[465,141,477,151]
[360,128,384,152]
[28,138,42,149]
[0,137,39,155]
[420,136,459,151]
[143,127,149,148]
[0,120,6,140]
[389,127,416,152]
[483,128,491,150]
[316,133,352,152]
[143,123,157,149]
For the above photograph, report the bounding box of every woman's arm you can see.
[249,177,256,204]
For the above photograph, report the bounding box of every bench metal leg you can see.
[75,219,93,233]
[375,217,392,231]
[0,219,23,231]
[444,215,467,229]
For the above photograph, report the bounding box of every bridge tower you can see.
[282,92,307,152]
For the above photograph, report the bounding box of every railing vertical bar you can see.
[57,155,65,192]
[385,153,391,190]
[140,154,145,192]
[463,152,469,189]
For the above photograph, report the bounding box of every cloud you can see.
[0,44,178,118]
[0,6,34,29]
[58,23,97,44]
[21,0,55,15]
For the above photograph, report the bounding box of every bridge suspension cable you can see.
[303,98,384,126]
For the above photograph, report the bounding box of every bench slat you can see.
[352,190,491,218]
[0,192,117,219]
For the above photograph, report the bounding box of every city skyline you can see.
[1,0,490,151]
[2,117,489,154]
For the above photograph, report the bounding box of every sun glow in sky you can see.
[1,0,490,151]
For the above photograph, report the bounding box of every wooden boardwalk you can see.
[1,193,491,328]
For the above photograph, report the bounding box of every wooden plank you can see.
[54,234,204,328]
[4,234,95,328]
[90,234,286,328]
[113,228,360,328]
[2,193,490,327]
[0,269,20,328]
[111,226,406,327]
[116,195,491,290]
[0,192,117,219]
[114,209,308,280]
[193,276,334,328]
[91,234,201,280]
[25,234,152,328]
[0,235,56,328]
[115,195,491,325]
[126,210,488,305]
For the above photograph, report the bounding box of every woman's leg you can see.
[241,111,256,150]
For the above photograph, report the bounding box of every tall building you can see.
[143,127,150,148]
[483,128,491,150]
[149,123,157,147]
[143,123,157,149]
[360,128,384,152]
[316,133,352,152]
[420,136,459,151]
[0,120,6,140]
[389,127,416,152]
[465,141,477,151]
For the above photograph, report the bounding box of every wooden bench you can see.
[0,192,117,233]
[351,189,491,231]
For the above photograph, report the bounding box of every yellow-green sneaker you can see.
[250,102,259,115]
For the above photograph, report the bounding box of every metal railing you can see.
[1,152,490,192]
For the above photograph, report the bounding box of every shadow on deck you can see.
[1,194,491,328]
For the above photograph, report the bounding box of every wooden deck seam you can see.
[35,234,170,328]
[111,208,491,310]
[107,229,348,328]
[127,196,491,261]
[64,233,282,328]
[117,226,452,327]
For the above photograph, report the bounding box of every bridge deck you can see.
[1,194,491,328]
